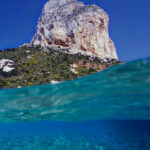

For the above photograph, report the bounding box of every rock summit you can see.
[30,0,118,59]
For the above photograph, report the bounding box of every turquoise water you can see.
[0,57,150,149]
[0,57,150,123]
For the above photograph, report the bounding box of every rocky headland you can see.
[30,0,118,59]
[0,0,123,88]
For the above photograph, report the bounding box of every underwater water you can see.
[0,120,150,150]
[0,57,150,149]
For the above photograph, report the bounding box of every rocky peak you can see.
[45,0,78,6]
[30,0,118,60]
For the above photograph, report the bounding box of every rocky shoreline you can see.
[0,0,124,89]
[0,46,122,89]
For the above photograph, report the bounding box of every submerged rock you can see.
[30,0,118,60]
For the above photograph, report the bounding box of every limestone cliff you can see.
[30,0,118,59]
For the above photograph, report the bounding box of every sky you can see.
[0,0,150,61]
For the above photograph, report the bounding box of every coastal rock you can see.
[0,47,121,88]
[51,80,60,84]
[30,0,118,59]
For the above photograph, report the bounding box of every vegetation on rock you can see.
[0,46,121,89]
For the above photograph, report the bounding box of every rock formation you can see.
[30,0,118,60]
[0,59,15,73]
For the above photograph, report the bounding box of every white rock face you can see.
[51,80,60,84]
[0,59,15,73]
[3,66,14,73]
[31,0,118,59]
[70,64,78,74]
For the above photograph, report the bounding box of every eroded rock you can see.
[0,59,15,73]
[30,0,118,60]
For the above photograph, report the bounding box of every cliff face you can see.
[30,0,118,60]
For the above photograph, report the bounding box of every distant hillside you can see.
[0,46,121,89]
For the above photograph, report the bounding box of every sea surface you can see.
[0,57,150,150]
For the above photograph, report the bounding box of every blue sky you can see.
[0,0,150,61]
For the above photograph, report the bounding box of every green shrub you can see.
[0,46,120,88]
